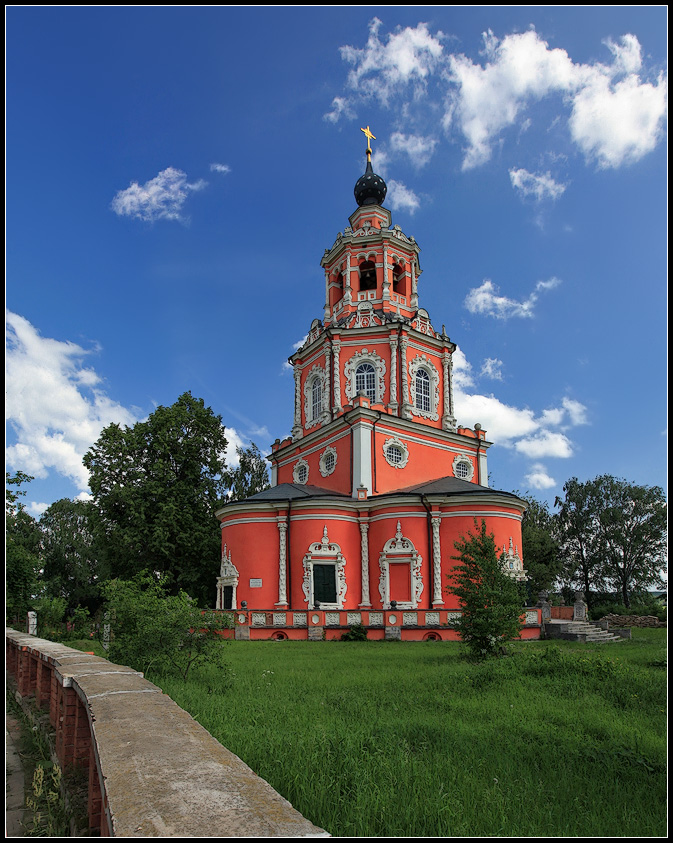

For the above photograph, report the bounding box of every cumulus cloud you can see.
[464,277,561,320]
[328,21,667,171]
[524,463,557,490]
[5,311,140,493]
[509,167,567,202]
[111,167,207,222]
[389,132,438,168]
[480,357,504,380]
[338,17,445,109]
[386,179,421,213]
[210,163,231,174]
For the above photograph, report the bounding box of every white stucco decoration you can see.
[383,437,409,469]
[452,453,474,481]
[301,526,347,610]
[344,348,386,403]
[378,521,424,610]
[409,354,440,421]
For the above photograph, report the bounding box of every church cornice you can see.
[321,222,421,268]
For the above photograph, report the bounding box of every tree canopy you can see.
[83,392,229,605]
[519,494,563,598]
[555,475,666,607]
[6,472,41,620]
[225,442,270,502]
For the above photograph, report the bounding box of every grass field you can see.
[145,631,667,837]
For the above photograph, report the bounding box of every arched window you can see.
[415,368,431,413]
[392,262,406,296]
[358,260,377,292]
[355,362,376,401]
[311,377,323,422]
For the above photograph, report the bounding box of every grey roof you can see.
[223,477,523,507]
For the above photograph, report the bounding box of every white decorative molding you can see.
[502,536,528,582]
[402,612,418,626]
[409,354,440,421]
[303,364,328,430]
[368,612,384,626]
[277,518,288,606]
[251,613,267,627]
[216,544,239,610]
[292,365,303,440]
[344,348,386,403]
[525,610,538,625]
[426,611,440,626]
[293,458,310,485]
[325,612,341,626]
[442,352,457,432]
[378,521,424,610]
[452,454,475,481]
[388,337,398,410]
[347,612,362,626]
[301,525,348,610]
[273,613,287,626]
[359,521,371,607]
[431,515,444,606]
[383,437,409,469]
[319,446,338,477]
[332,339,342,414]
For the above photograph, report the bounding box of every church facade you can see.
[216,131,540,641]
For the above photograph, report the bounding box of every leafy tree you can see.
[102,574,231,680]
[39,498,107,613]
[590,476,666,607]
[519,494,563,598]
[83,393,229,605]
[555,476,667,608]
[6,472,41,621]
[225,442,270,501]
[554,477,606,607]
[447,519,526,659]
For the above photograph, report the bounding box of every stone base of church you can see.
[222,607,542,642]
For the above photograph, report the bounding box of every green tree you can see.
[447,519,526,659]
[591,476,666,607]
[83,392,229,605]
[39,498,107,613]
[554,477,606,607]
[519,494,563,598]
[225,442,270,501]
[6,472,41,621]
[103,574,231,680]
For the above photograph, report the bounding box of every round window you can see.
[387,445,404,465]
[454,460,471,479]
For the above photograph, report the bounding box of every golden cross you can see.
[360,125,376,155]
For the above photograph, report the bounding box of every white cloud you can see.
[464,277,561,320]
[210,163,231,174]
[338,17,445,108]
[5,311,140,494]
[389,132,438,168]
[568,68,667,168]
[386,179,421,213]
[323,96,356,123]
[514,430,574,459]
[562,397,589,426]
[480,357,504,380]
[509,167,567,202]
[524,463,557,490]
[329,21,667,171]
[110,167,207,222]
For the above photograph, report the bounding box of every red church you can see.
[216,129,539,641]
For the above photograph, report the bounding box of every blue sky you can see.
[6,7,667,517]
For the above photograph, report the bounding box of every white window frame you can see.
[344,348,386,404]
[409,354,440,421]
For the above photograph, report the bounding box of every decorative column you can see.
[324,268,330,322]
[410,260,418,309]
[431,515,444,606]
[442,350,457,431]
[276,516,288,608]
[400,335,412,419]
[323,345,332,423]
[291,365,303,440]
[359,519,371,607]
[332,338,342,415]
[388,335,398,414]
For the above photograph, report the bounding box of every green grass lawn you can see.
[145,631,667,837]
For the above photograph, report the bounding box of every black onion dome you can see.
[354,159,387,207]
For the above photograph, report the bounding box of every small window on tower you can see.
[355,362,377,402]
[392,262,406,296]
[415,369,431,413]
[311,377,323,422]
[359,260,377,292]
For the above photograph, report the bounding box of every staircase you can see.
[544,620,625,644]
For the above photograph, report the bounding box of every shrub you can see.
[340,624,369,641]
[102,574,232,680]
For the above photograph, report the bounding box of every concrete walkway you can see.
[6,710,26,837]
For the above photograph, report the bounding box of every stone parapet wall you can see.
[599,614,666,628]
[6,629,328,838]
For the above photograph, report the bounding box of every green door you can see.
[313,564,337,604]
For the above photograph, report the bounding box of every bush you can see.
[590,592,667,623]
[32,596,67,640]
[102,574,232,679]
[340,624,369,641]
[448,519,526,659]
